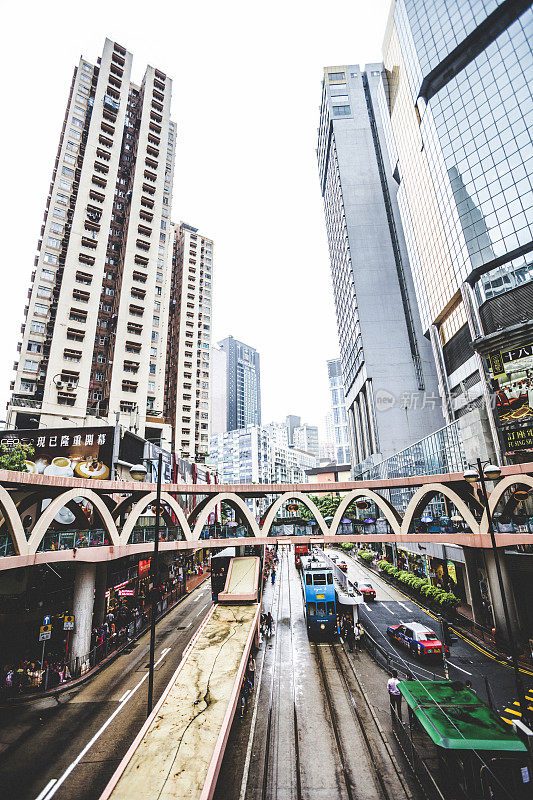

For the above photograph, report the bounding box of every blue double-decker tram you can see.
[301,553,337,638]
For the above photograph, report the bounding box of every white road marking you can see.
[160,647,170,657]
[186,622,192,628]
[238,638,268,800]
[363,603,373,611]
[381,604,396,615]
[118,690,130,703]
[35,647,171,800]
[448,661,472,676]
[35,780,57,800]
[397,602,412,613]
[194,594,202,601]
[195,605,209,618]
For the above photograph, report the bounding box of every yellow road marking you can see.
[504,707,521,716]
[501,717,514,724]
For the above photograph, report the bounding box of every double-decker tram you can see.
[394,680,531,800]
[300,553,336,638]
[294,542,309,569]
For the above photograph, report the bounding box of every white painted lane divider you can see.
[398,602,412,613]
[381,604,396,615]
[118,690,130,703]
[35,647,171,800]
[35,779,57,800]
[448,661,472,676]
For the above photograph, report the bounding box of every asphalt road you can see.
[327,548,533,719]
[0,580,212,800]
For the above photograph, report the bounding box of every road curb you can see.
[0,575,210,710]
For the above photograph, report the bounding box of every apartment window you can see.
[122,380,138,393]
[41,269,55,282]
[127,322,142,335]
[53,207,66,220]
[332,105,351,116]
[63,348,82,362]
[71,117,84,128]
[37,286,52,299]
[328,72,345,81]
[24,359,39,372]
[148,381,155,393]
[59,180,71,191]
[120,401,135,412]
[123,360,139,373]
[27,340,42,353]
[97,353,106,363]
[47,237,61,250]
[69,129,81,140]
[149,363,156,374]
[58,392,76,406]
[64,152,76,166]
[152,315,159,326]
[129,304,144,317]
[62,166,74,178]
[125,341,141,353]
[150,346,157,358]
[151,331,158,341]
[34,303,48,316]
[30,321,45,334]
[50,222,63,235]
[73,289,90,303]
[67,327,85,342]
[156,272,163,282]
[43,252,58,265]
[75,94,86,105]
[156,286,162,296]
[20,380,35,393]
[69,309,87,323]
[75,271,92,285]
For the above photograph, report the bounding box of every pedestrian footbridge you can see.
[100,592,259,799]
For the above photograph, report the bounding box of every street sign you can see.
[64,615,75,630]
[39,624,52,641]
[43,615,51,626]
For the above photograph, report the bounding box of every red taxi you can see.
[357,581,376,601]
[386,621,449,658]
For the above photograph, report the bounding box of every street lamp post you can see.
[464,458,528,723]
[130,451,163,718]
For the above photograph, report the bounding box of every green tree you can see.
[0,441,35,472]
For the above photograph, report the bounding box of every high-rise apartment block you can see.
[164,222,213,459]
[317,64,444,472]
[293,423,320,459]
[327,358,351,464]
[285,414,301,446]
[217,336,261,432]
[8,39,176,442]
[382,0,533,465]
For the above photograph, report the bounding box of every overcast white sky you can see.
[0,0,390,433]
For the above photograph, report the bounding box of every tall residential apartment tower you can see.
[8,39,176,443]
[327,358,351,464]
[164,222,214,459]
[217,336,261,432]
[382,0,533,465]
[317,65,444,473]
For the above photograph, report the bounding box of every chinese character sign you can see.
[487,341,533,454]
[0,427,114,479]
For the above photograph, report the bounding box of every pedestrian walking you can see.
[387,670,402,720]
[271,569,276,585]
[266,611,273,636]
[247,655,256,687]
[346,623,355,654]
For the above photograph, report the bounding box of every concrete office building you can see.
[293,423,320,459]
[164,223,214,459]
[327,358,351,464]
[217,336,261,432]
[8,39,176,444]
[382,0,533,465]
[317,64,444,475]
[285,414,301,445]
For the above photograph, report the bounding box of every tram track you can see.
[314,641,413,800]
[261,549,302,800]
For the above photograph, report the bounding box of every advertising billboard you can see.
[0,427,114,479]
[487,342,533,454]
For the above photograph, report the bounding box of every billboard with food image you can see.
[0,427,114,480]
[487,342,533,454]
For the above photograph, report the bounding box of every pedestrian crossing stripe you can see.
[502,717,513,724]
[503,707,522,716]
[511,701,533,711]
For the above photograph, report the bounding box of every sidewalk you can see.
[0,572,211,707]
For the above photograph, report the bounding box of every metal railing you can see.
[390,705,446,800]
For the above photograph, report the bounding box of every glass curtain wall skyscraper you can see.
[317,64,444,474]
[217,336,261,432]
[382,0,533,464]
[327,358,351,464]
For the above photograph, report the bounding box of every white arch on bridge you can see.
[401,483,480,536]
[331,489,402,535]
[0,485,28,556]
[120,491,192,544]
[480,474,533,533]
[260,492,330,537]
[191,493,261,540]
[27,488,120,553]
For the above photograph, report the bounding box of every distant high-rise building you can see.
[382,0,533,465]
[327,358,351,464]
[218,336,261,432]
[209,344,227,436]
[285,414,301,445]
[164,222,213,460]
[317,63,444,471]
[293,423,320,459]
[8,39,176,444]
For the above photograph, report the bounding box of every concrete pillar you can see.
[484,550,522,646]
[93,563,107,627]
[463,547,485,626]
[70,563,97,665]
